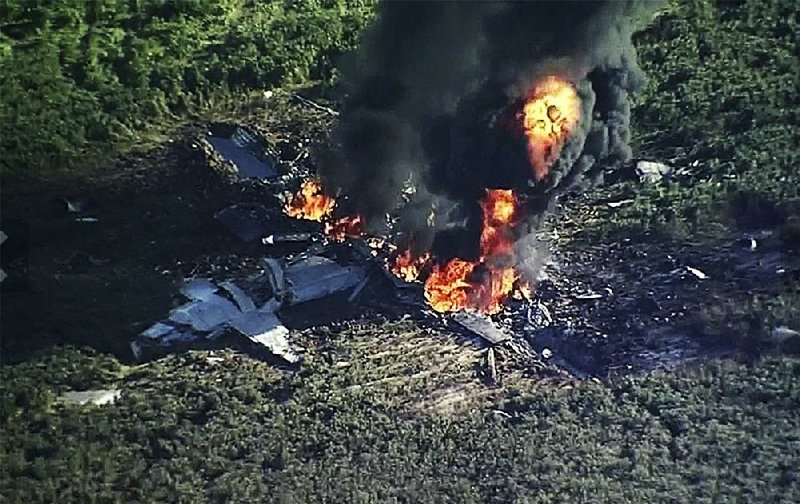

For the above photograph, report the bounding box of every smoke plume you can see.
[320,0,658,257]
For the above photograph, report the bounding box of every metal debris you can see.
[261,257,287,296]
[685,266,708,280]
[283,256,366,305]
[63,196,89,213]
[169,294,241,332]
[134,255,367,362]
[607,199,634,208]
[262,232,317,245]
[453,311,510,345]
[219,281,257,312]
[486,347,498,384]
[635,160,673,184]
[292,94,339,116]
[207,126,276,179]
[347,275,371,302]
[229,305,299,363]
[180,278,219,301]
[135,277,300,363]
[59,389,121,406]
[770,326,800,343]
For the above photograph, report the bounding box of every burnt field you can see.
[1,0,800,502]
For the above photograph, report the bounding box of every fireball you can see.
[522,76,580,180]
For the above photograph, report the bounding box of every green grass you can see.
[0,0,375,175]
[1,333,799,503]
[596,0,800,240]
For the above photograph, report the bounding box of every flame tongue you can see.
[284,179,364,241]
[284,179,336,221]
[522,76,580,180]
[391,249,431,282]
[423,188,520,314]
[324,215,363,242]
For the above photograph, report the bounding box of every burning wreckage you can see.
[135,2,662,372]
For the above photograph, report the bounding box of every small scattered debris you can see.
[486,347,498,384]
[63,196,89,213]
[541,348,553,359]
[59,389,121,406]
[685,266,708,280]
[292,94,339,116]
[607,199,634,208]
[574,292,603,301]
[770,326,800,344]
[635,160,673,184]
[489,409,512,420]
[75,217,99,223]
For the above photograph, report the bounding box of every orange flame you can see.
[391,249,432,282]
[423,189,520,314]
[324,215,364,242]
[283,179,364,241]
[424,259,476,312]
[284,179,336,221]
[522,76,580,180]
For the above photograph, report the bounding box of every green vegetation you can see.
[0,0,375,174]
[598,0,800,240]
[2,332,800,502]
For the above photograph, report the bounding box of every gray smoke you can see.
[320,0,659,255]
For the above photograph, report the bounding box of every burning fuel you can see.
[390,248,431,282]
[324,215,363,242]
[284,179,364,242]
[283,179,335,221]
[284,180,526,314]
[423,189,520,314]
[522,77,581,180]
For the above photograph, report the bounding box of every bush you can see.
[0,0,376,174]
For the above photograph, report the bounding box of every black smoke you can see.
[320,0,659,258]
